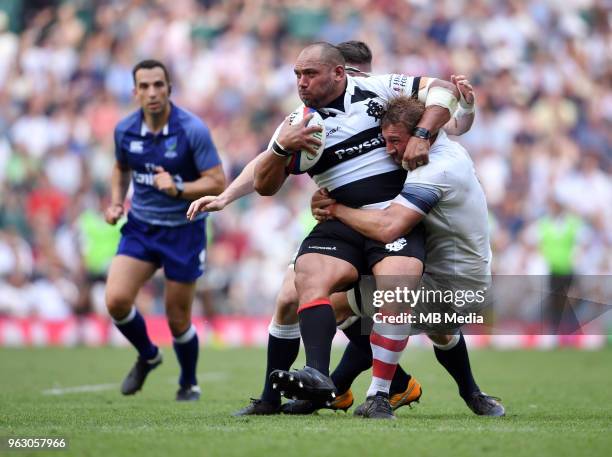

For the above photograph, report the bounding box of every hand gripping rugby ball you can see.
[284,105,326,174]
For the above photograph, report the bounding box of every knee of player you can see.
[105,291,133,314]
[276,293,298,314]
[167,317,191,336]
[275,281,298,309]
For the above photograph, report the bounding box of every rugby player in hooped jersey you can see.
[188,42,423,416]
[104,60,225,401]
[253,42,462,417]
[187,41,478,417]
[313,96,505,419]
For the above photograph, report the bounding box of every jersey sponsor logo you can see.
[308,127,386,176]
[389,74,408,93]
[133,171,155,186]
[326,126,341,137]
[385,237,407,252]
[130,141,144,153]
[333,131,385,160]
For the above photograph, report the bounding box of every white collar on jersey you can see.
[345,75,357,96]
[140,121,169,137]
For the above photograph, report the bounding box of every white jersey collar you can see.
[140,120,169,137]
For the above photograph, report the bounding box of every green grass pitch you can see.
[1,346,611,457]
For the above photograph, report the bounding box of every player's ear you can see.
[168,84,172,95]
[334,65,345,81]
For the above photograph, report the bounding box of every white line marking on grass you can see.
[42,383,118,395]
[43,373,227,395]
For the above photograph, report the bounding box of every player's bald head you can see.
[299,42,346,68]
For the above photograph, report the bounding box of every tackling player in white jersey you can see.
[313,95,504,418]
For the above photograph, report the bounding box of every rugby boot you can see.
[281,389,354,414]
[176,384,201,401]
[389,377,422,410]
[464,391,505,416]
[121,351,163,395]
[354,393,396,420]
[270,366,336,404]
[232,398,281,416]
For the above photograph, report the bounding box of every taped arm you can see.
[415,77,460,133]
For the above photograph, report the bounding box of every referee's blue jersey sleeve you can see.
[184,116,221,172]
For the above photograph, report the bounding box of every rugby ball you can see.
[285,105,326,174]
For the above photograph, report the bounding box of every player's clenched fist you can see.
[104,203,124,225]
[402,136,430,171]
[153,166,178,196]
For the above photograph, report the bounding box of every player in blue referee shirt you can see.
[104,59,225,401]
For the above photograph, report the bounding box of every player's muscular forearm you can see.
[255,113,322,196]
[105,162,131,225]
[333,205,392,241]
[186,157,261,219]
[254,150,288,196]
[442,75,475,136]
[444,112,474,136]
[222,155,260,203]
[330,203,423,244]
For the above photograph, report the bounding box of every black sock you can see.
[331,319,372,393]
[389,365,412,395]
[433,333,479,400]
[113,308,157,360]
[299,303,336,377]
[172,326,198,388]
[261,334,300,405]
[331,341,371,394]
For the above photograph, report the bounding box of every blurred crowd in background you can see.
[0,0,610,323]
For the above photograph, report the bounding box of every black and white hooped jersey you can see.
[273,74,421,208]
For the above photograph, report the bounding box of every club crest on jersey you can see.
[129,141,144,153]
[385,237,407,252]
[164,137,178,158]
[366,99,385,121]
